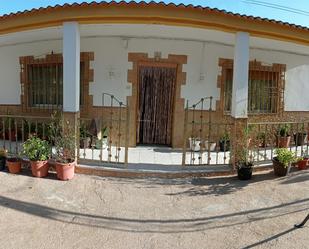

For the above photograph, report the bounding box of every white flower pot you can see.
[189,138,202,152]
[205,141,217,151]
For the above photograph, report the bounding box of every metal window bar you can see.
[224,68,280,114]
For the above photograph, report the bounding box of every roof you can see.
[2,1,308,31]
[0,1,308,45]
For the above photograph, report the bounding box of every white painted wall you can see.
[0,40,62,105]
[0,27,308,112]
[249,47,309,111]
[81,37,237,109]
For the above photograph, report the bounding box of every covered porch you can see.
[0,5,308,170]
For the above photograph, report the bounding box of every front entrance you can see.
[137,64,177,145]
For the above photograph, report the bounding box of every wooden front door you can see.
[137,65,177,145]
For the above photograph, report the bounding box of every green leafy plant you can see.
[101,126,109,138]
[219,132,230,142]
[275,148,297,168]
[49,112,76,163]
[244,124,254,136]
[278,124,291,137]
[80,123,91,138]
[22,136,50,161]
[236,127,254,167]
[257,131,266,140]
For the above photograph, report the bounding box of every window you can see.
[221,60,285,114]
[20,53,94,112]
[28,63,63,107]
[27,62,84,108]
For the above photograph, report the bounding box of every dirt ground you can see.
[0,169,308,249]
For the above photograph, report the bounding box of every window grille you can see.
[223,64,284,114]
[27,62,85,109]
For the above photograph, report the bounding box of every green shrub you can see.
[278,124,291,137]
[275,148,297,168]
[49,111,76,163]
[23,136,50,161]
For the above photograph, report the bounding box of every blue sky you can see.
[1,0,308,28]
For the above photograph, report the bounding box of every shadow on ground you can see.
[0,195,308,234]
[163,172,276,196]
[280,170,309,185]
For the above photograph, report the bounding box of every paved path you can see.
[0,169,308,249]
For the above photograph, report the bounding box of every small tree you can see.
[49,112,76,163]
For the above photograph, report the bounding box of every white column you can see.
[63,22,80,112]
[231,32,250,118]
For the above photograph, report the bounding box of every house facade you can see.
[0,2,309,166]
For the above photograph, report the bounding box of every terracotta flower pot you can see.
[277,136,291,148]
[297,159,308,170]
[55,160,76,181]
[7,158,21,174]
[30,160,49,178]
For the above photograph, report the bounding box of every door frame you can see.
[127,53,187,148]
[136,61,178,146]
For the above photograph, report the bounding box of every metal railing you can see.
[77,93,129,166]
[182,97,234,166]
[247,121,309,165]
[0,115,52,156]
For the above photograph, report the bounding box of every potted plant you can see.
[79,123,91,149]
[244,125,254,147]
[189,137,202,152]
[95,126,109,149]
[7,156,22,174]
[257,131,267,148]
[272,148,297,176]
[0,148,7,171]
[277,124,291,148]
[236,127,254,180]
[22,136,51,178]
[205,140,217,151]
[219,132,230,152]
[49,112,76,181]
[294,125,307,146]
[296,156,308,170]
[236,149,254,180]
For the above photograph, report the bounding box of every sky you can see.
[0,0,308,28]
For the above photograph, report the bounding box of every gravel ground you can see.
[0,169,308,249]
